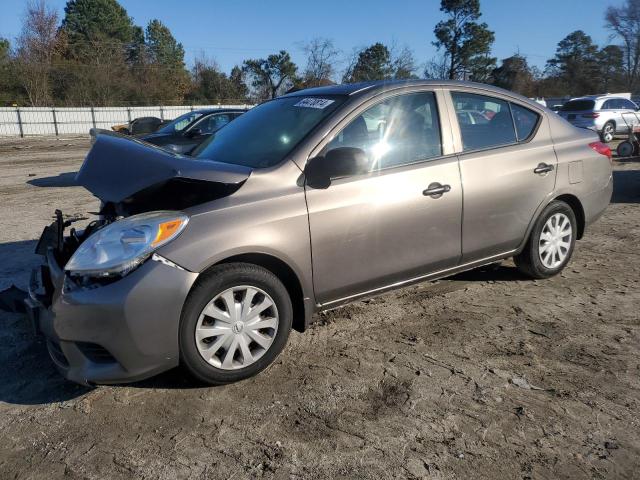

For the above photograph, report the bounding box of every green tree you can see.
[491,54,536,96]
[145,19,184,67]
[433,0,495,80]
[229,65,249,101]
[345,43,393,82]
[59,0,142,105]
[598,45,625,92]
[546,30,600,96]
[188,58,248,104]
[467,53,496,83]
[0,38,25,105]
[136,19,189,103]
[243,50,298,100]
[61,0,138,60]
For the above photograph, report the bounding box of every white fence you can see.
[0,105,252,137]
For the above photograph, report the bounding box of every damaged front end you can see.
[80,130,251,217]
[25,131,249,384]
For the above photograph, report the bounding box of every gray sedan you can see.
[27,80,613,386]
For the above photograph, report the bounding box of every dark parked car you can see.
[139,108,247,154]
[111,116,167,135]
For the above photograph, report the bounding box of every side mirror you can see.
[305,147,369,189]
[185,128,202,138]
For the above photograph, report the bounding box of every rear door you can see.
[445,90,557,262]
[305,89,462,305]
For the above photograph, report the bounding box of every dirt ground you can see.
[0,136,639,480]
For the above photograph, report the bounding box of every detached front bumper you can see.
[26,249,198,385]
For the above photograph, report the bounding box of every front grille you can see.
[76,342,117,364]
[47,340,69,368]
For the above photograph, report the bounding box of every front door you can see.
[305,91,462,306]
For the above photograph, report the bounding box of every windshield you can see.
[561,100,595,112]
[156,111,205,134]
[193,95,346,168]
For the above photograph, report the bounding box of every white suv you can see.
[558,95,639,142]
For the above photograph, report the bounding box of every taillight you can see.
[582,113,600,118]
[589,141,612,163]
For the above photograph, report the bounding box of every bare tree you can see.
[424,54,449,79]
[390,44,417,79]
[605,0,640,90]
[300,37,340,87]
[16,0,60,106]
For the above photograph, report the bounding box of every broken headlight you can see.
[65,211,189,278]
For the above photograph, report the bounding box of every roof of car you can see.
[191,108,248,114]
[282,79,528,99]
[569,95,629,101]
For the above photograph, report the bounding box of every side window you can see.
[622,99,637,110]
[324,91,442,171]
[452,92,516,151]
[511,103,540,141]
[602,100,613,110]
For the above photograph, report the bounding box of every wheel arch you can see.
[210,253,309,333]
[517,193,587,254]
[553,193,586,239]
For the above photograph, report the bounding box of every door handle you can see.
[534,163,554,174]
[423,183,451,197]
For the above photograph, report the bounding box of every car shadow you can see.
[447,264,530,282]
[611,168,640,204]
[27,171,78,188]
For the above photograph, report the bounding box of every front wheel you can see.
[514,201,577,279]
[179,263,292,385]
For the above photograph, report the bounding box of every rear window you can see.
[561,100,595,112]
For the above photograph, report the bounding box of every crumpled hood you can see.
[76,131,251,204]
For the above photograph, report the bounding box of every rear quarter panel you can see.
[547,115,613,226]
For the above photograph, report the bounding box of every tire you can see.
[514,201,577,279]
[179,263,292,385]
[600,121,615,143]
[617,140,635,158]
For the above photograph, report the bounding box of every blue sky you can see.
[0,0,615,75]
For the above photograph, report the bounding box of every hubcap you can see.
[538,213,572,269]
[195,286,279,370]
[603,124,614,142]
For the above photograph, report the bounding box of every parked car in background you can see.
[111,116,167,135]
[456,109,490,125]
[558,95,639,142]
[139,108,247,154]
[27,80,612,386]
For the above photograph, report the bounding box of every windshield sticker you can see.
[294,98,335,109]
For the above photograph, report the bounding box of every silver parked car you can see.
[558,95,639,142]
[26,80,613,386]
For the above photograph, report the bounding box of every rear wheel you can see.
[514,201,577,279]
[179,263,292,385]
[601,121,615,143]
